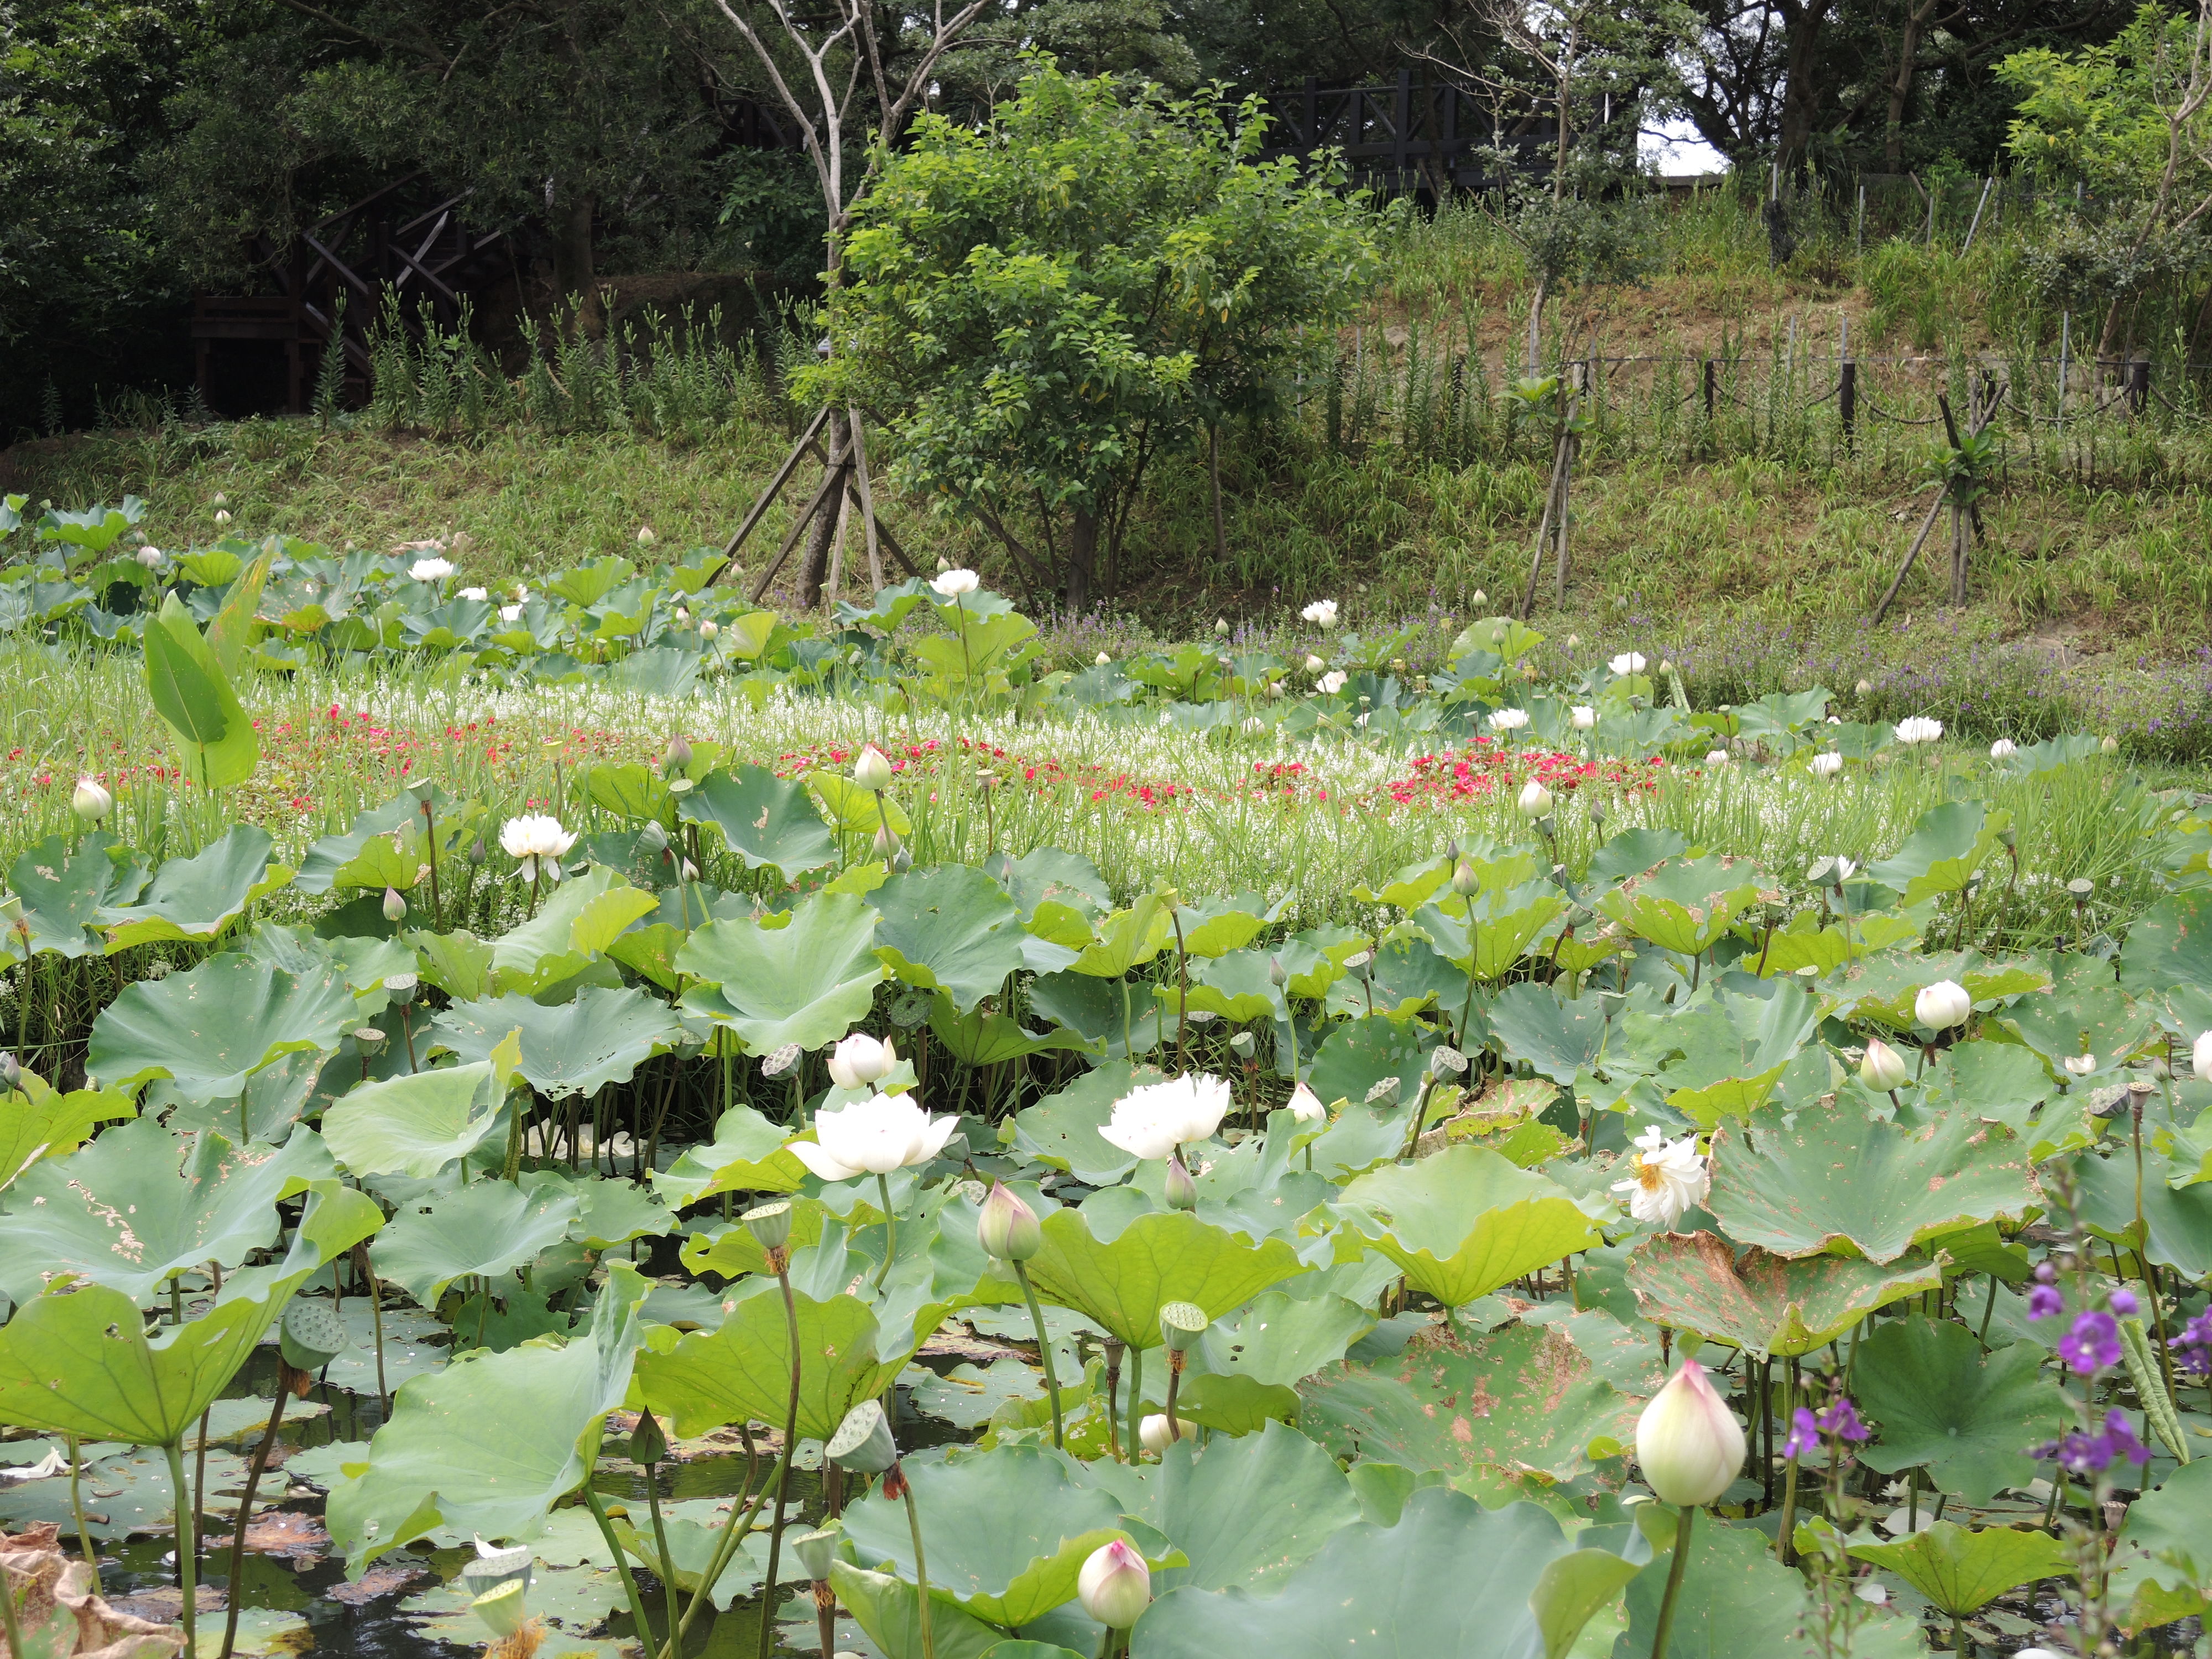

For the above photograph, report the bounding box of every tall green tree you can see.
[801,61,1380,609]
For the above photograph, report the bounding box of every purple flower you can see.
[2171,1310,2212,1378]
[2027,1284,2065,1321]
[1781,1407,1820,1461]
[1815,1397,1870,1443]
[2109,1287,2139,1318]
[2033,1261,2057,1285]
[2060,1309,2121,1375]
[2101,1410,2151,1468]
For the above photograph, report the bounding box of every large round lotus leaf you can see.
[1489,983,1609,1084]
[634,1287,900,1443]
[1131,1486,1579,1659]
[1999,954,2157,1068]
[87,952,359,1104]
[1590,853,1766,957]
[1865,800,2010,905]
[649,1103,808,1207]
[0,1117,336,1305]
[676,889,888,1053]
[869,863,1026,1014]
[8,831,148,958]
[1706,1106,2037,1264]
[2110,1457,2212,1634]
[97,825,294,950]
[1648,986,1822,1126]
[320,1051,515,1181]
[431,985,684,1099]
[326,1263,649,1570]
[1019,1208,1306,1352]
[368,1181,581,1306]
[842,1444,1171,1626]
[929,993,1102,1069]
[1847,1520,2072,1616]
[1074,1420,1363,1594]
[1299,1322,1639,1485]
[488,866,659,995]
[2075,1147,2212,1278]
[2120,888,2212,995]
[0,1068,134,1193]
[1851,1315,2074,1505]
[0,1180,379,1444]
[1411,883,1568,981]
[522,1171,671,1249]
[1331,1145,1598,1308]
[678,764,838,875]
[1625,1231,1941,1358]
[1830,951,2052,1031]
[827,1561,1008,1659]
[1613,1512,1823,1659]
[1008,1062,1164,1186]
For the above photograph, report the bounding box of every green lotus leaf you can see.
[1625,1230,1942,1358]
[0,1179,380,1443]
[143,593,259,789]
[1999,953,2155,1068]
[1331,1145,1597,1308]
[1866,800,2010,904]
[1529,1547,1644,1659]
[1614,1513,1819,1658]
[931,993,1101,1067]
[0,1068,134,1191]
[1591,853,1767,957]
[1412,882,1569,981]
[1489,982,1610,1084]
[1707,1107,2037,1263]
[2110,1458,2212,1634]
[1066,893,1169,978]
[1300,1321,1639,1484]
[1020,1208,1307,1352]
[294,786,472,895]
[2119,888,2212,996]
[1851,1316,2074,1503]
[0,1117,336,1304]
[1174,896,1279,958]
[97,826,293,950]
[86,952,359,1104]
[2075,1147,2212,1277]
[1320,934,1464,1024]
[634,1286,901,1443]
[649,1103,808,1206]
[1186,1289,1375,1404]
[489,865,658,995]
[320,1026,518,1178]
[1008,1062,1164,1186]
[679,764,838,876]
[828,1561,1007,1659]
[1132,1488,1587,1659]
[1182,950,1287,1025]
[431,985,683,1098]
[1830,951,2052,1031]
[1848,1520,2072,1616]
[842,1444,1174,1626]
[325,1261,650,1569]
[524,1171,672,1249]
[1936,1041,2053,1132]
[869,863,1026,1013]
[1651,985,1822,1126]
[7,831,148,957]
[1022,972,1162,1060]
[677,888,887,1053]
[369,1180,581,1306]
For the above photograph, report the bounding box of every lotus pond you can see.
[1,529,2211,1659]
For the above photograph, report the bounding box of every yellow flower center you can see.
[1637,1157,1664,1192]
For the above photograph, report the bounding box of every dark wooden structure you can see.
[1261,73,1585,199]
[190,176,507,415]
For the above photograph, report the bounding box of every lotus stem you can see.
[421,798,442,930]
[1125,1346,1144,1470]
[1648,1504,1694,1659]
[66,1433,96,1573]
[1103,1340,1124,1462]
[218,1384,291,1659]
[583,1483,656,1652]
[644,1462,679,1639]
[1013,1260,1065,1449]
[757,1267,804,1659]
[874,1173,896,1292]
[898,1468,936,1659]
[192,1405,212,1568]
[813,1579,838,1657]
[163,1439,198,1650]
[659,1448,783,1659]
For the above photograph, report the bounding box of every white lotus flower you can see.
[1488,707,1530,733]
[409,557,455,582]
[827,1032,896,1091]
[2063,1053,2095,1077]
[1636,1361,1745,1507]
[500,813,575,880]
[1077,1540,1151,1629]
[71,777,113,821]
[213,508,232,525]
[1316,670,1348,696]
[1570,705,1596,730]
[931,568,979,597]
[134,546,164,569]
[1301,599,1339,629]
[1914,979,1973,1030]
[790,1092,958,1180]
[1140,1412,1187,1453]
[460,586,488,602]
[1286,1081,1326,1123]
[1095,651,1112,666]
[1517,780,1552,817]
[1100,1074,1232,1161]
[2194,1030,2212,1079]
[1470,589,1487,604]
[1611,1125,1708,1228]
[499,604,523,623]
[1811,752,1843,778]
[1894,716,1943,745]
[1989,738,2017,760]
[1609,652,1646,675]
[1305,655,1327,675]
[1704,749,1731,767]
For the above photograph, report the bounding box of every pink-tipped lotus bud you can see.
[1635,1360,1746,1507]
[1077,1540,1151,1629]
[383,886,408,923]
[977,1181,1041,1262]
[1164,1152,1198,1212]
[854,744,895,791]
[1860,1038,1909,1093]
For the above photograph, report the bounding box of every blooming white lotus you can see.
[409,557,455,582]
[1100,1074,1232,1160]
[460,586,488,602]
[1989,738,2017,760]
[2063,1053,2096,1076]
[2196,1029,2212,1080]
[1636,1360,1745,1506]
[791,1092,958,1180]
[1569,705,1596,730]
[1286,1081,1326,1123]
[500,604,524,623]
[1488,707,1530,733]
[1301,598,1339,629]
[1609,651,1646,675]
[1611,1125,1708,1228]
[1895,716,1943,745]
[1316,670,1348,696]
[499,813,576,882]
[826,1032,896,1091]
[931,568,979,597]
[1914,979,1973,1030]
[1810,752,1843,778]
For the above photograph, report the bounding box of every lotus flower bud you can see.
[1517,780,1553,817]
[827,1032,895,1091]
[1570,705,1596,730]
[468,836,488,867]
[1214,618,1229,636]
[792,1525,842,1584]
[854,744,895,791]
[0,1053,19,1092]
[826,1400,898,1474]
[977,1181,1041,1262]
[1159,1301,1207,1353]
[71,776,113,821]
[1140,1412,1187,1454]
[1077,1540,1151,1629]
[2101,735,2119,754]
[2194,1030,2212,1080]
[1267,954,1287,989]
[1164,1152,1198,1212]
[1451,857,1479,896]
[629,1407,669,1465]
[636,525,656,544]
[1305,654,1327,675]
[1859,1038,1909,1092]
[700,618,719,640]
[665,734,693,774]
[1635,1360,1746,1506]
[1287,1081,1326,1123]
[1096,651,1112,666]
[1914,979,1973,1031]
[743,1200,794,1252]
[1470,589,1487,605]
[873,824,900,862]
[382,886,408,923]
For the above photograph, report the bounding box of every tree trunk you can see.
[796,410,851,608]
[1067,504,1100,614]
[1884,0,1937,172]
[1775,1,1835,172]
[1207,426,1228,568]
[555,194,601,338]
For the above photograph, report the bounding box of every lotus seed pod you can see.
[743,1201,794,1251]
[826,1400,898,1474]
[792,1525,842,1584]
[761,1044,802,1079]
[279,1297,348,1372]
[1159,1301,1208,1353]
[977,1181,1042,1262]
[352,1026,387,1050]
[1635,1360,1745,1507]
[469,1579,529,1638]
[384,972,419,1006]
